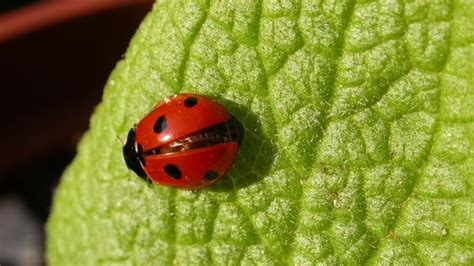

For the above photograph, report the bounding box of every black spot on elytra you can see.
[153,116,167,133]
[164,164,181,179]
[204,171,219,181]
[184,97,198,107]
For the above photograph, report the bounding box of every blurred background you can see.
[0,1,152,265]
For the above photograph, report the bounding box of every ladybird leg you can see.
[145,175,153,185]
[123,162,151,184]
[191,188,204,194]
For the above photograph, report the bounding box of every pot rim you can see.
[0,0,152,43]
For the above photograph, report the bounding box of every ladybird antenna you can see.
[115,134,124,146]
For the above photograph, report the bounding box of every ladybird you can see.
[123,94,244,189]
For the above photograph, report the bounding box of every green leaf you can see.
[47,0,474,264]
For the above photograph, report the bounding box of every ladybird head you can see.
[123,128,148,180]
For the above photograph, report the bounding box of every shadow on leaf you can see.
[210,98,276,192]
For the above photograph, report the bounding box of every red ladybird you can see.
[123,94,244,189]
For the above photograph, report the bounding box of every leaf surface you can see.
[48,0,474,264]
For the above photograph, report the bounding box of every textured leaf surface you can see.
[48,0,474,265]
